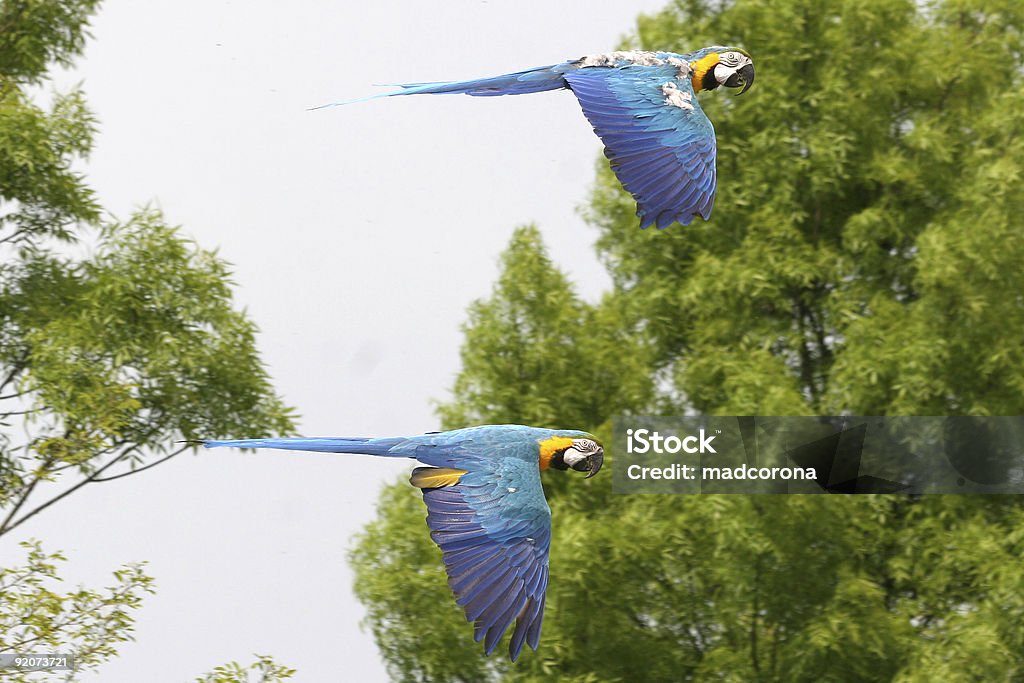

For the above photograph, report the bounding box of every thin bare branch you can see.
[0,227,28,245]
[0,447,136,537]
[0,456,55,536]
[91,445,188,483]
[0,366,22,396]
[0,406,44,417]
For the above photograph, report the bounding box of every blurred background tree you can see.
[0,0,294,676]
[194,654,296,683]
[352,0,1024,680]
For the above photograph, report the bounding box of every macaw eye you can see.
[719,51,743,68]
[574,439,599,453]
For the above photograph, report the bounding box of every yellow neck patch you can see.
[538,436,575,471]
[690,53,720,93]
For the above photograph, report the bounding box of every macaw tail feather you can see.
[202,436,406,456]
[310,65,568,110]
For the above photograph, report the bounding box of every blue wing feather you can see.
[203,424,593,660]
[526,593,547,649]
[420,473,550,660]
[564,64,717,229]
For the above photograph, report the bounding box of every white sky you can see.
[3,1,669,680]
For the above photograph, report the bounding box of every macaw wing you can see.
[411,457,550,661]
[564,64,717,229]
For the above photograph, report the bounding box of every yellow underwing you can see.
[410,467,468,489]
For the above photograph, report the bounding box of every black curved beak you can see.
[725,63,756,94]
[584,448,604,479]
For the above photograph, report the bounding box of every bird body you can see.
[204,424,604,660]
[322,47,755,229]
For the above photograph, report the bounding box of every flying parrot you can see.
[321,47,754,229]
[203,424,604,660]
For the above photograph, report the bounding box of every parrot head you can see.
[691,48,755,95]
[544,436,605,478]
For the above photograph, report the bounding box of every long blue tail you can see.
[203,436,406,456]
[310,64,569,110]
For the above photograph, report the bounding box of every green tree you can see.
[588,0,1024,417]
[0,0,292,538]
[195,654,296,683]
[0,210,294,536]
[0,540,153,681]
[438,225,652,431]
[352,0,1024,680]
[353,227,649,682]
[0,0,294,676]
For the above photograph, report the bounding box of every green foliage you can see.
[438,225,653,431]
[195,655,296,683]
[0,207,295,533]
[0,0,294,538]
[353,0,1024,680]
[0,0,101,84]
[0,1,295,677]
[0,0,101,243]
[0,540,154,680]
[588,0,1024,417]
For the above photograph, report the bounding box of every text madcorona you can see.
[627,464,818,480]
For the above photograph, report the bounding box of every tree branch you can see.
[0,574,143,653]
[0,406,44,417]
[91,445,188,483]
[750,555,762,680]
[0,365,23,396]
[0,444,142,537]
[0,228,28,245]
[0,456,55,536]
[794,298,819,408]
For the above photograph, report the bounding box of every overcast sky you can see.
[5,1,669,680]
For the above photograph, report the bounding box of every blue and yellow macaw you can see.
[323,47,754,229]
[204,424,604,660]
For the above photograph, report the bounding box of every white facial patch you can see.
[713,63,734,85]
[718,51,746,68]
[578,50,665,68]
[661,82,693,110]
[713,52,752,85]
[562,448,590,468]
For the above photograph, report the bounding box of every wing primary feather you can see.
[484,583,526,633]
[509,599,534,661]
[526,592,547,650]
[463,567,517,620]
[485,591,529,655]
[469,574,520,643]
[413,437,554,659]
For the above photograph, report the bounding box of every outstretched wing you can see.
[410,443,550,661]
[204,426,555,660]
[565,64,717,229]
